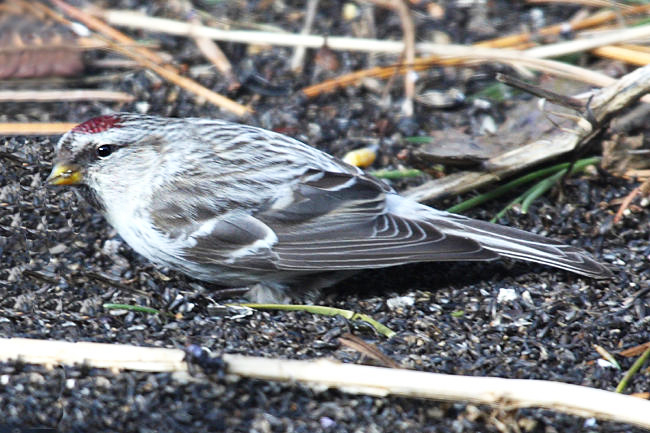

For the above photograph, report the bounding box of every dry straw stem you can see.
[301,52,620,99]
[392,0,416,116]
[526,0,638,11]
[102,9,650,60]
[404,63,650,203]
[49,0,173,71]
[1,337,649,429]
[193,33,236,84]
[0,123,77,135]
[303,5,650,97]
[523,24,650,59]
[591,45,650,66]
[51,0,250,117]
[189,14,236,87]
[0,90,134,102]
[102,9,648,94]
[363,0,417,115]
[289,0,319,72]
[475,4,650,48]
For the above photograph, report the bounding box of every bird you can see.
[47,114,612,302]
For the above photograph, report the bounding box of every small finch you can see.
[48,114,611,301]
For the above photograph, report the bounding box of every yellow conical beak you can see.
[47,163,83,186]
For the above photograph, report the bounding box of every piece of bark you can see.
[405,64,650,203]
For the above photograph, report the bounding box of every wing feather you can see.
[166,169,608,279]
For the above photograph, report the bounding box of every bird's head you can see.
[47,114,174,211]
[48,114,148,187]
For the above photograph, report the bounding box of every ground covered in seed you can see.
[1,1,649,432]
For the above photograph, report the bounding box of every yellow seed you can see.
[342,3,359,21]
[342,147,377,168]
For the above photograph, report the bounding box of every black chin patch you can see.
[75,184,106,213]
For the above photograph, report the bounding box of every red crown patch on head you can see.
[72,115,123,134]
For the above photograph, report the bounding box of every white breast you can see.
[100,177,183,267]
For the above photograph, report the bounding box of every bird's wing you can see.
[175,170,499,271]
[159,169,609,278]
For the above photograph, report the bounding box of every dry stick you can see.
[338,333,401,369]
[103,8,650,78]
[476,4,650,49]
[619,342,650,358]
[613,177,650,224]
[404,63,650,202]
[102,9,650,60]
[614,186,641,224]
[526,0,636,10]
[76,37,163,51]
[1,337,649,429]
[592,45,650,66]
[393,0,415,116]
[365,0,416,115]
[192,26,237,88]
[620,44,650,54]
[0,90,134,102]
[0,36,164,54]
[623,169,650,180]
[189,12,237,89]
[50,0,250,117]
[413,28,650,83]
[139,54,251,117]
[524,24,650,59]
[100,10,647,97]
[290,0,319,72]
[101,9,402,51]
[0,123,77,135]
[48,0,174,71]
[302,5,650,97]
[108,42,250,117]
[301,50,623,99]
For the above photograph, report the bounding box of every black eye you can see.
[96,145,115,158]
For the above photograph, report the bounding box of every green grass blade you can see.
[231,303,396,338]
[448,156,601,214]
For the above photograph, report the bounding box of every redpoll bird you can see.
[48,114,611,302]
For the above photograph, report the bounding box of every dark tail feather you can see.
[429,211,613,279]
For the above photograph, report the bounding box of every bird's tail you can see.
[423,207,612,279]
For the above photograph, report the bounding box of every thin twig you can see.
[191,16,238,89]
[526,0,636,10]
[290,0,319,72]
[102,9,650,62]
[496,73,585,111]
[1,338,650,429]
[524,24,650,59]
[102,8,650,100]
[138,56,252,116]
[0,90,134,102]
[48,0,174,70]
[476,4,650,48]
[302,6,650,98]
[619,342,650,358]
[0,123,77,135]
[51,1,250,117]
[338,333,401,368]
[370,0,416,116]
[591,45,650,66]
[614,177,650,224]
